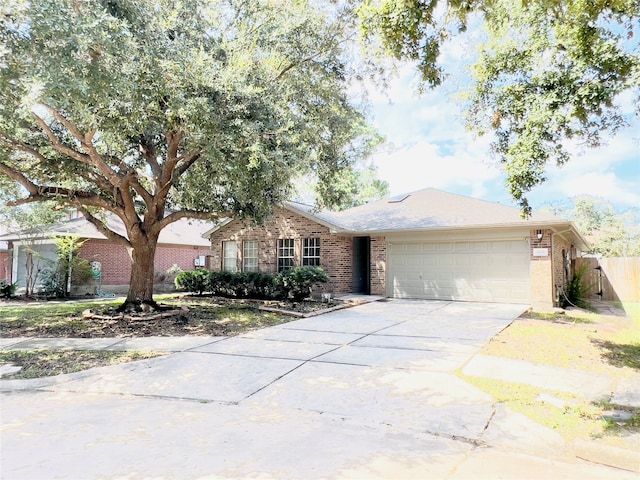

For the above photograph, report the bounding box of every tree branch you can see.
[0,160,41,197]
[0,135,49,164]
[174,152,202,179]
[31,111,92,164]
[276,51,325,81]
[4,185,123,213]
[154,209,229,235]
[78,207,132,249]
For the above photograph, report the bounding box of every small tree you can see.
[40,235,92,298]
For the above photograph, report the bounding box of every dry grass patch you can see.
[462,301,640,450]
[482,304,639,377]
[0,350,163,379]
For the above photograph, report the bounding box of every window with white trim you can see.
[222,241,237,272]
[302,238,320,266]
[277,238,295,272]
[243,240,258,272]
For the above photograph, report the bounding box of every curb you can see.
[572,439,640,473]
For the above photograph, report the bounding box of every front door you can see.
[352,236,370,294]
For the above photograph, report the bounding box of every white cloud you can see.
[364,36,640,211]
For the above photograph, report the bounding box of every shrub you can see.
[561,263,592,309]
[0,281,17,299]
[175,269,209,295]
[276,266,330,301]
[175,266,330,301]
[208,271,277,299]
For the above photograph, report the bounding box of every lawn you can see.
[0,295,306,379]
[0,295,301,338]
[0,350,163,379]
[461,301,640,450]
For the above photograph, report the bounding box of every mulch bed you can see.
[0,295,343,338]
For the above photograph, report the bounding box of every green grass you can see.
[0,296,294,337]
[0,300,121,320]
[464,376,603,440]
[0,350,162,379]
[463,376,639,449]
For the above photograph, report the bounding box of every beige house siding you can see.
[208,208,354,294]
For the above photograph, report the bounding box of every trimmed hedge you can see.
[175,269,210,295]
[175,266,330,301]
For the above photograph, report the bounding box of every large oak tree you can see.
[359,0,639,214]
[0,0,376,310]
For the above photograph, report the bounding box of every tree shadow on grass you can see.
[592,339,640,370]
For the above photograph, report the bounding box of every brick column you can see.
[529,229,554,310]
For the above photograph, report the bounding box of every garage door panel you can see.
[389,240,530,304]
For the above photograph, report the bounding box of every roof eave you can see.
[282,203,347,233]
[338,219,576,236]
[202,218,233,238]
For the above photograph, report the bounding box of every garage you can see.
[388,239,531,303]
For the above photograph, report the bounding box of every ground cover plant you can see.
[462,302,640,451]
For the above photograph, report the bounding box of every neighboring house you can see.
[206,188,589,310]
[0,213,212,295]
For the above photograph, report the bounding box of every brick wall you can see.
[529,229,553,309]
[79,240,210,286]
[552,234,572,296]
[370,236,387,295]
[528,228,576,309]
[208,208,356,294]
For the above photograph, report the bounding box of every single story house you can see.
[0,212,212,295]
[205,188,589,310]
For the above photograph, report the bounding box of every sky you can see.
[364,42,640,215]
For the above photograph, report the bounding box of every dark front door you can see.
[352,236,370,294]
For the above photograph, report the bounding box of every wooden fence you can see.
[575,257,640,302]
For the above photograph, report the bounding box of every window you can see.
[277,238,295,272]
[243,240,258,272]
[222,241,237,272]
[302,238,320,266]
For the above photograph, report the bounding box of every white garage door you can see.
[388,240,530,303]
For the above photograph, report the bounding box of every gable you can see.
[209,207,333,240]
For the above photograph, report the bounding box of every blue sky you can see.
[364,44,640,214]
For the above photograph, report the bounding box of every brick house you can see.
[0,213,211,295]
[206,188,588,310]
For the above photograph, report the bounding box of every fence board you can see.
[575,257,640,302]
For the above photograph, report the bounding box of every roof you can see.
[289,188,589,250]
[0,214,212,247]
[202,188,589,251]
[328,188,564,232]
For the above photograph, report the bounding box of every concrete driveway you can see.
[1,300,634,479]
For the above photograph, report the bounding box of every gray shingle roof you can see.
[324,188,564,232]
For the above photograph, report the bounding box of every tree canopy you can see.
[359,0,640,214]
[545,195,640,256]
[0,0,377,307]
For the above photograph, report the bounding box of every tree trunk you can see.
[121,237,158,311]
